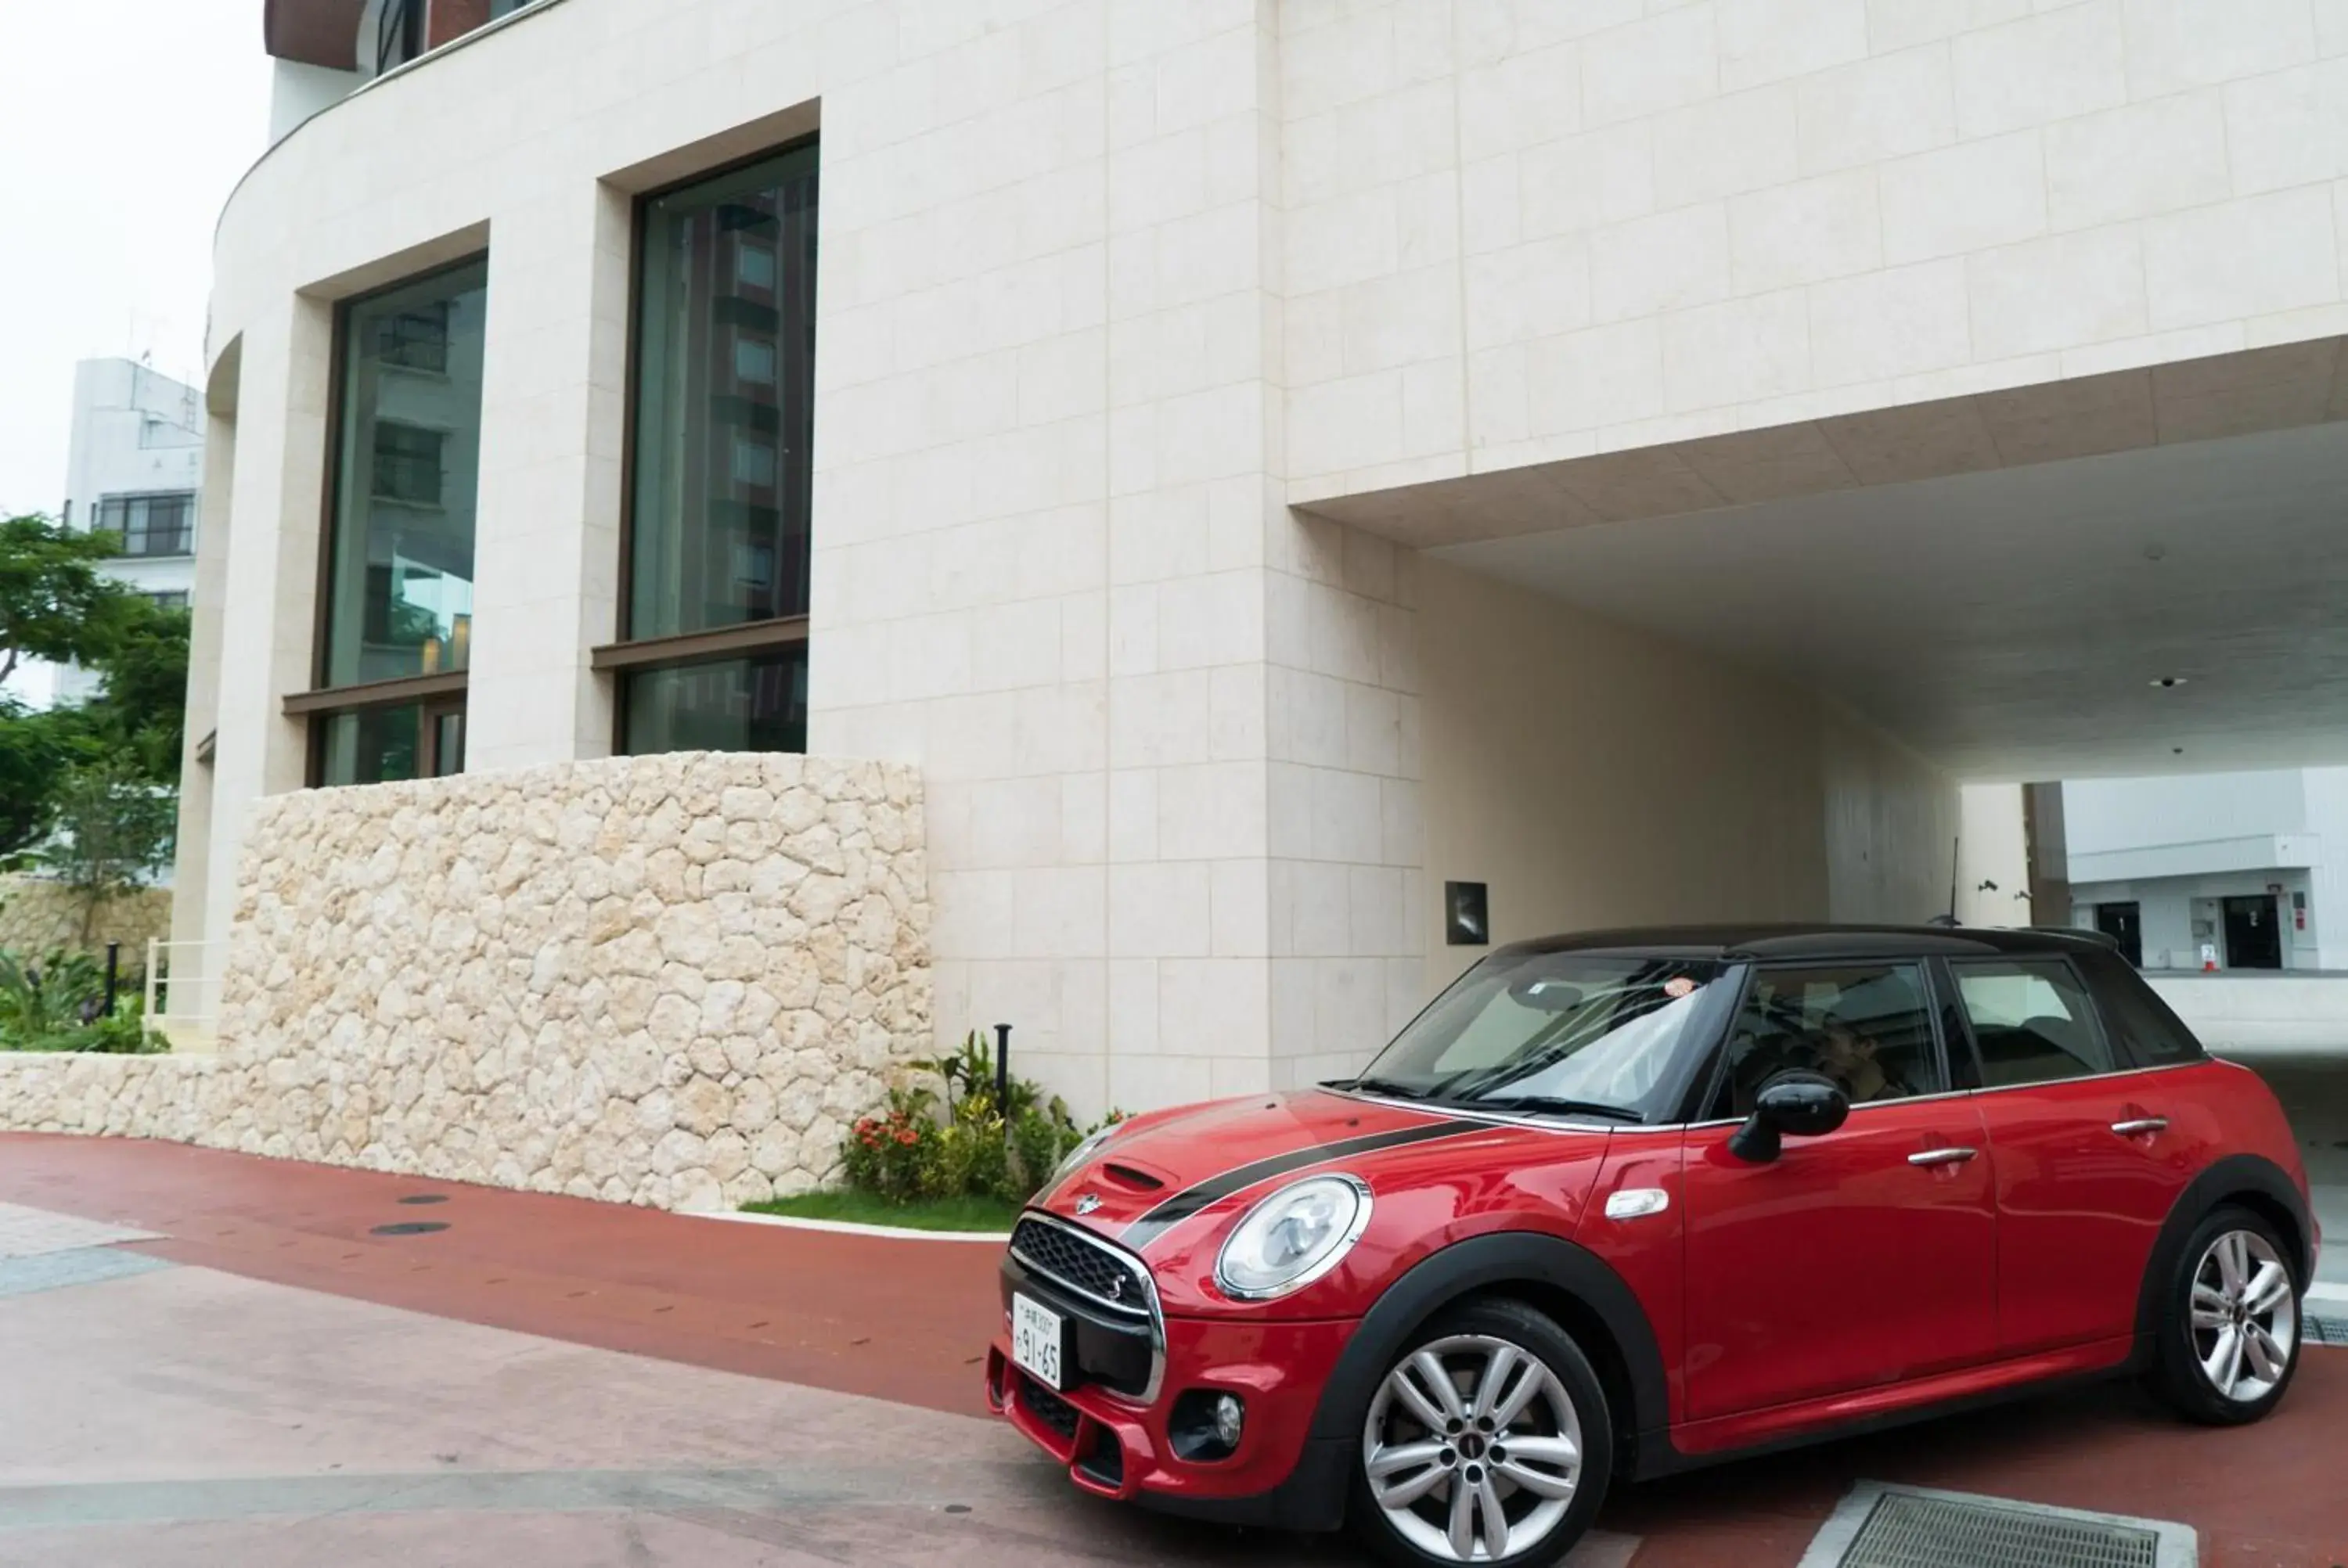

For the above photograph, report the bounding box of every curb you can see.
[696,1208,1014,1243]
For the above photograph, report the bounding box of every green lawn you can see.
[741,1189,1024,1232]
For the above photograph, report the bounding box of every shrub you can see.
[841,1087,936,1201]
[0,946,160,1054]
[839,1030,1126,1208]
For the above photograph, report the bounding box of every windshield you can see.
[1350,951,1731,1121]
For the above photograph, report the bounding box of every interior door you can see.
[1680,962,1999,1419]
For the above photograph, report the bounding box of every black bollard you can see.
[103,942,120,1018]
[994,1023,1011,1117]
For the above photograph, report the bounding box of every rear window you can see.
[1950,958,2116,1086]
[2081,951,2206,1067]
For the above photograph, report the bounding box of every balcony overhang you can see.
[264,0,365,70]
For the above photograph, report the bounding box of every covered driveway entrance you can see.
[1301,336,2348,1303]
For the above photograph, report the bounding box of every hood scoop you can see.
[1099,1161,1167,1192]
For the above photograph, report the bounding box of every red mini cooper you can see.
[985,926,2317,1566]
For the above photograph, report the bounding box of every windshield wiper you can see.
[1449,1095,1644,1123]
[1336,1076,1430,1101]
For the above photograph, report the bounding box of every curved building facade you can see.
[178,0,2348,1124]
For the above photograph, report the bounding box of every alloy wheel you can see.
[1361,1333,1582,1563]
[2190,1228,2297,1404]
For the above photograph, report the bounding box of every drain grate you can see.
[1842,1493,2155,1568]
[1802,1485,2195,1568]
[369,1221,449,1236]
[396,1195,448,1207]
[2308,1314,2348,1346]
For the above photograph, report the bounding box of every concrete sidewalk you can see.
[0,1134,2341,1566]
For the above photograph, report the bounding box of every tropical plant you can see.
[0,946,156,1052]
[841,1031,1127,1207]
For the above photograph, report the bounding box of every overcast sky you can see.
[1,1,272,516]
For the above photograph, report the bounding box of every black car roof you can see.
[1495,924,2117,962]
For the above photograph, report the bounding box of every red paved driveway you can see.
[2,1132,2343,1565]
[0,1131,1001,1418]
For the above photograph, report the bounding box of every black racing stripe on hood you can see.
[1121,1117,1481,1250]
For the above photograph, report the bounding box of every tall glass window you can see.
[628,142,817,643]
[311,255,486,788]
[322,257,487,689]
[611,139,816,760]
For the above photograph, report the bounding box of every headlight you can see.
[1049,1121,1122,1188]
[1213,1175,1373,1300]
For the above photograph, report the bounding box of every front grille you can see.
[1837,1492,2163,1568]
[1017,1374,1081,1440]
[1010,1218,1151,1319]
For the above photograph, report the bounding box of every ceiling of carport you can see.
[1306,342,2348,782]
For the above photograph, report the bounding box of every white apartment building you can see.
[5,358,203,710]
[176,0,2348,1126]
[2067,768,2348,972]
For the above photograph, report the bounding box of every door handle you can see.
[1908,1147,1978,1167]
[2111,1117,2169,1137]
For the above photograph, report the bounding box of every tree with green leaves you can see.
[0,516,189,875]
[0,702,83,866]
[78,595,191,782]
[0,513,133,689]
[34,759,178,944]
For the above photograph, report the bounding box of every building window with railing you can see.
[373,304,450,373]
[294,254,488,788]
[95,491,196,557]
[599,138,817,755]
[370,423,445,505]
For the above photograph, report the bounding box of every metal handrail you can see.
[142,937,225,1044]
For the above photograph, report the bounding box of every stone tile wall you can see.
[1278,0,2348,506]
[0,753,930,1213]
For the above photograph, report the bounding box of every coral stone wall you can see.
[0,753,931,1211]
[0,876,175,962]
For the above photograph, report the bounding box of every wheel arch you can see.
[2133,1153,2314,1349]
[1305,1232,1672,1479]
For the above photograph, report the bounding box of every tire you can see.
[2145,1204,2303,1426]
[1349,1297,1614,1568]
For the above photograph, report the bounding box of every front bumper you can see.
[985,1311,1359,1529]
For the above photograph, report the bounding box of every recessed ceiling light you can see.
[2173,746,2185,755]
[2152,676,2187,689]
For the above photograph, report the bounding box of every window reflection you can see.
[322,257,487,689]
[622,649,808,756]
[628,143,817,642]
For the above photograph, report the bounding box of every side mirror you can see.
[1727,1070,1849,1163]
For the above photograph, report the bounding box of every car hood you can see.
[1034,1088,1489,1252]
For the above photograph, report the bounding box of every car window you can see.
[2077,951,2205,1068]
[1703,963,1943,1121]
[1950,959,2115,1086]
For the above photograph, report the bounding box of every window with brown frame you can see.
[294,254,488,786]
[598,138,817,754]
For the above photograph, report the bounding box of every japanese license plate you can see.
[1010,1293,1064,1390]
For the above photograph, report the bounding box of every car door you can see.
[1681,960,1999,1420]
[1946,953,2201,1356]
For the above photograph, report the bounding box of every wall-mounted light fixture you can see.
[1444,882,1489,947]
